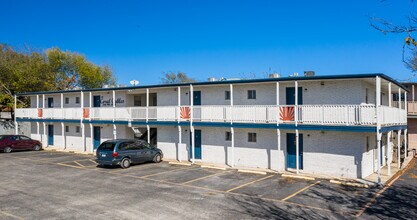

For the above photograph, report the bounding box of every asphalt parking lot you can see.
[0,150,414,219]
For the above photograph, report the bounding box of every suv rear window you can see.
[0,136,6,140]
[98,142,116,151]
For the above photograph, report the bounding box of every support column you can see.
[90,124,93,153]
[42,94,45,109]
[398,88,402,109]
[295,81,298,126]
[230,84,234,106]
[43,122,46,147]
[14,94,18,134]
[413,85,415,102]
[231,127,235,167]
[388,82,392,107]
[191,126,195,164]
[277,129,281,172]
[61,122,65,150]
[36,95,40,108]
[60,93,64,108]
[147,125,150,143]
[146,88,149,122]
[387,131,392,175]
[405,129,408,157]
[177,86,181,122]
[276,82,280,105]
[36,122,40,142]
[112,90,116,121]
[377,132,382,185]
[296,129,299,174]
[398,130,402,169]
[178,126,182,162]
[89,92,92,108]
[113,124,117,139]
[405,92,408,113]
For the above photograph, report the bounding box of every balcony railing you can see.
[15,105,407,126]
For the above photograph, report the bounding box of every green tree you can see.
[161,71,196,84]
[0,44,117,113]
[46,48,116,90]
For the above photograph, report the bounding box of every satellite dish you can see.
[130,80,139,86]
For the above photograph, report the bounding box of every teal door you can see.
[286,87,303,105]
[190,130,202,159]
[93,96,101,107]
[48,97,54,108]
[93,126,101,149]
[286,133,303,169]
[193,91,201,106]
[48,125,54,146]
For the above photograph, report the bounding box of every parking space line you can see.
[0,210,25,220]
[140,166,194,178]
[53,158,92,164]
[281,180,321,201]
[74,161,85,167]
[182,170,232,185]
[226,174,275,192]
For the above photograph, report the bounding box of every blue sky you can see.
[0,0,413,85]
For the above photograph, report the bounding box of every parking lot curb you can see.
[169,161,192,166]
[237,169,267,175]
[330,179,369,188]
[281,174,315,181]
[200,165,227,170]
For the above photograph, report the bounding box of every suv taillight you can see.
[112,152,119,157]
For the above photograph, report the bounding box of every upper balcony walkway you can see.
[15,104,407,127]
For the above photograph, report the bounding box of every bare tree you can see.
[161,71,196,84]
[370,0,417,79]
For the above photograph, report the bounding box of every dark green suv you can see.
[96,139,163,168]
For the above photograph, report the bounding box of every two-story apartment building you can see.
[14,73,408,184]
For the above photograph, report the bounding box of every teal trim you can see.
[380,125,407,133]
[16,118,80,123]
[16,73,407,96]
[17,117,395,133]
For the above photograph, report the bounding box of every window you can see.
[98,142,116,151]
[118,141,135,151]
[65,97,69,104]
[225,131,232,141]
[248,90,256,99]
[20,136,30,140]
[65,126,69,133]
[248,133,257,142]
[225,91,231,100]
[134,95,141,106]
[75,97,80,104]
[76,126,80,133]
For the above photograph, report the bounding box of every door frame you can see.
[190,129,202,160]
[93,96,101,107]
[193,91,201,106]
[48,125,54,146]
[286,133,303,169]
[93,126,101,150]
[285,87,303,105]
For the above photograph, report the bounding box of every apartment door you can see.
[48,125,54,146]
[93,96,101,107]
[193,91,201,106]
[286,87,303,105]
[93,126,101,149]
[286,133,303,169]
[47,97,54,108]
[190,129,202,159]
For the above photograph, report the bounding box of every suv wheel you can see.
[3,147,12,153]
[33,144,41,151]
[153,153,162,163]
[121,158,131,169]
